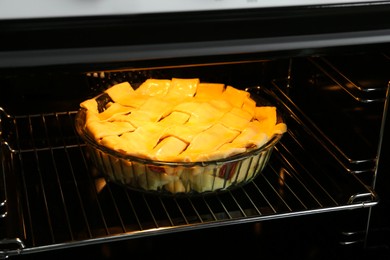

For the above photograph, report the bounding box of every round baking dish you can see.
[75,86,286,196]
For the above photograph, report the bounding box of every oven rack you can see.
[0,108,379,258]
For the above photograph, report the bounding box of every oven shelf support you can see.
[347,191,378,207]
[0,238,25,259]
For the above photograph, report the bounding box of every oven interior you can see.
[0,49,389,259]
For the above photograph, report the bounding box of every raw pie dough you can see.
[80,78,287,193]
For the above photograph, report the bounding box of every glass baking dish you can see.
[75,85,286,196]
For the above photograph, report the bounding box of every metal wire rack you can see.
[0,104,378,258]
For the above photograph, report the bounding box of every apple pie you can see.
[77,78,287,194]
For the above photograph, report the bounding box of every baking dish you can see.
[74,85,286,196]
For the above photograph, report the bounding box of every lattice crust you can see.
[80,78,287,162]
